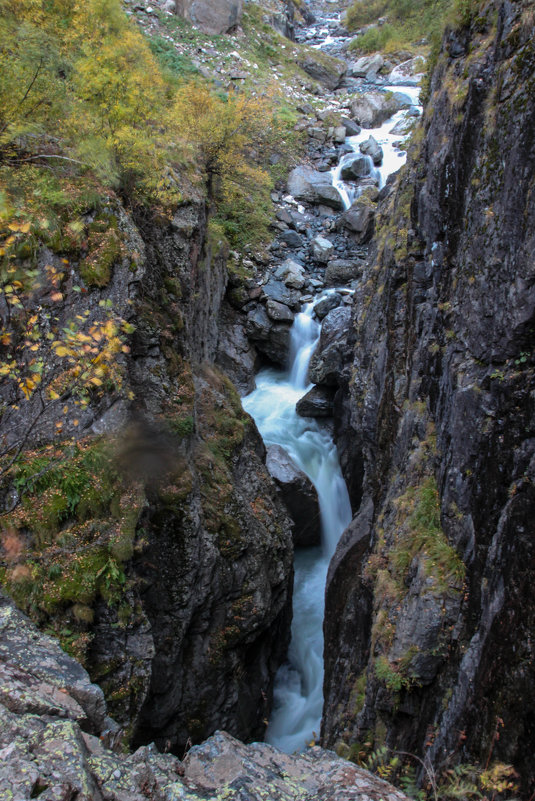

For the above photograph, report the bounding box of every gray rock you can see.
[340,154,373,180]
[297,53,347,90]
[266,445,321,547]
[341,117,362,136]
[287,166,344,209]
[349,53,385,78]
[349,90,406,128]
[296,385,336,417]
[341,197,376,242]
[308,306,352,386]
[246,305,292,365]
[175,0,242,34]
[325,259,363,285]
[388,56,425,85]
[359,135,383,165]
[333,125,347,143]
[311,235,334,263]
[315,183,345,210]
[266,299,294,323]
[281,229,303,248]
[263,278,302,309]
[314,293,342,319]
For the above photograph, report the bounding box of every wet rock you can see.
[359,135,383,165]
[325,259,363,285]
[296,385,336,417]
[340,154,373,180]
[297,53,347,90]
[246,305,292,365]
[266,445,321,547]
[341,197,376,242]
[308,306,352,386]
[315,183,345,210]
[349,90,405,128]
[175,0,242,34]
[311,235,334,262]
[314,292,342,319]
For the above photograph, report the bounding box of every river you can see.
[242,3,421,754]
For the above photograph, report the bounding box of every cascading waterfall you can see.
[242,66,422,753]
[242,299,352,753]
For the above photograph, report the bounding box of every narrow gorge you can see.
[0,0,534,799]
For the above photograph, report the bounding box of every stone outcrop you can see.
[349,91,408,128]
[322,1,535,792]
[175,0,243,34]
[266,445,322,547]
[0,197,295,757]
[0,596,413,801]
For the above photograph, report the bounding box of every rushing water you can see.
[242,51,422,753]
[242,300,352,752]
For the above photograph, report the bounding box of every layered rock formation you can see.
[322,0,535,791]
[0,199,294,755]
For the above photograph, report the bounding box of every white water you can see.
[242,300,352,752]
[332,86,422,209]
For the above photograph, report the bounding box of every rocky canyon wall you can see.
[322,0,535,791]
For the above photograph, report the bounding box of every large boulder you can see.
[266,445,321,547]
[314,292,342,319]
[388,56,425,86]
[308,306,352,386]
[298,52,347,90]
[360,135,383,165]
[311,235,334,263]
[246,305,292,365]
[349,90,406,128]
[340,154,373,180]
[287,166,344,209]
[274,258,306,290]
[348,53,385,78]
[324,259,363,285]
[263,277,302,309]
[175,0,243,34]
[296,385,336,418]
[341,196,376,243]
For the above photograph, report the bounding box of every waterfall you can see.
[242,298,352,753]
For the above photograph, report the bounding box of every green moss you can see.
[79,227,122,288]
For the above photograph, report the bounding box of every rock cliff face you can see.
[322,0,535,790]
[0,199,294,755]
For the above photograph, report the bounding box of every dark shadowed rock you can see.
[314,292,342,319]
[308,306,352,386]
[341,117,362,136]
[296,385,336,417]
[266,445,321,547]
[341,197,376,242]
[297,53,347,90]
[246,304,292,365]
[263,277,302,309]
